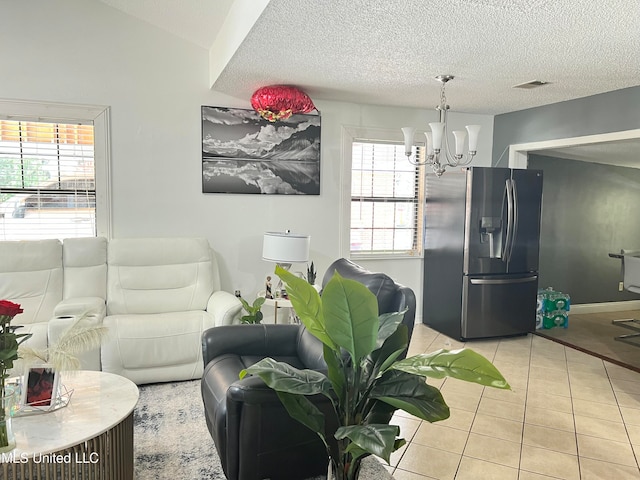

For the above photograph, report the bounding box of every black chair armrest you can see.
[228,375,288,404]
[202,324,302,366]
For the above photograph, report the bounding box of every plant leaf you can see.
[276,265,335,349]
[239,297,250,311]
[376,310,407,348]
[276,391,328,447]
[241,357,333,396]
[322,272,378,363]
[370,370,450,422]
[370,323,409,376]
[324,343,345,401]
[392,348,511,389]
[335,423,400,464]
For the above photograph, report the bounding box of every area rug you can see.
[133,379,393,480]
[535,310,640,373]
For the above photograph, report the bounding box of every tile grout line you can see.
[605,360,640,472]
[563,341,584,480]
[518,334,533,479]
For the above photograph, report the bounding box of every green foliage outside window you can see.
[0,157,49,203]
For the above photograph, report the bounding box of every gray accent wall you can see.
[493,85,640,305]
[529,154,640,304]
[492,86,640,168]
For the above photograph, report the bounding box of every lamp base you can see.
[273,263,292,298]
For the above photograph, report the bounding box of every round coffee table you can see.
[1,370,139,480]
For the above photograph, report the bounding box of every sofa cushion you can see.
[101,310,215,383]
[62,236,107,299]
[0,239,63,325]
[106,237,216,315]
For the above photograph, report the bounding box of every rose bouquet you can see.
[0,300,32,451]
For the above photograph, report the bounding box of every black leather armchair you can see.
[200,258,416,480]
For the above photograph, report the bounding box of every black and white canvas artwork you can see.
[201,106,321,194]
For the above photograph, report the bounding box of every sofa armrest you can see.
[53,296,106,319]
[207,291,243,326]
[202,324,301,367]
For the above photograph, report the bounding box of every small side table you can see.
[258,292,296,324]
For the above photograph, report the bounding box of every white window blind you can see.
[0,119,96,240]
[350,141,424,256]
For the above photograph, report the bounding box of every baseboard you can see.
[570,300,640,314]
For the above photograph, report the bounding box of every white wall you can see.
[0,0,494,319]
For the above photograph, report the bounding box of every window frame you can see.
[0,99,111,239]
[341,126,425,259]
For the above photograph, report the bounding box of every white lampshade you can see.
[401,127,415,156]
[466,124,481,152]
[262,231,310,264]
[452,130,467,155]
[429,122,445,151]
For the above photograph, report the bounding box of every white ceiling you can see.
[98,0,235,49]
[97,0,640,166]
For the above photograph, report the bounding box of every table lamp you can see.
[262,230,310,295]
[262,230,310,268]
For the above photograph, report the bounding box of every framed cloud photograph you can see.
[22,365,59,410]
[201,106,321,195]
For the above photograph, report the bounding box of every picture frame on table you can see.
[22,364,59,410]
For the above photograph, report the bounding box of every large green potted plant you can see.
[242,266,511,480]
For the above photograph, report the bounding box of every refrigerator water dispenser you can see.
[480,216,502,259]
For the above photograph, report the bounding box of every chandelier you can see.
[402,75,481,176]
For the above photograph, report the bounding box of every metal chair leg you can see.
[612,319,640,345]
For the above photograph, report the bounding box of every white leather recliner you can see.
[100,237,242,384]
[0,236,243,383]
[0,238,108,374]
[0,239,64,355]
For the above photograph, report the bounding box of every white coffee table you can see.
[1,370,139,480]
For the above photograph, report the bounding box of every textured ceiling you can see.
[98,0,640,166]
[99,0,640,115]
[212,0,640,115]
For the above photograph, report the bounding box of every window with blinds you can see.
[0,119,96,240]
[350,141,424,256]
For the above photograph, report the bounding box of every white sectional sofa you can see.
[0,237,243,384]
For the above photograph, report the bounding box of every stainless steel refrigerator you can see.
[423,167,543,341]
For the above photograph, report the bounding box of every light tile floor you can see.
[385,324,640,479]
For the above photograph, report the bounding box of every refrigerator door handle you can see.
[502,179,515,262]
[507,179,519,262]
[470,276,538,285]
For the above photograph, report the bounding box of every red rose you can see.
[0,300,23,317]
